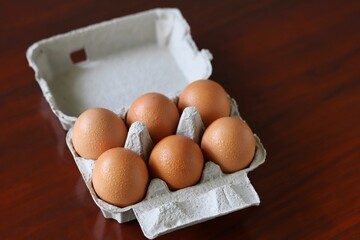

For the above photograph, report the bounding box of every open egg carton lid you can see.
[26,8,266,239]
[26,8,212,130]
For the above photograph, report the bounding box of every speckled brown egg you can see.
[148,135,204,190]
[126,92,180,143]
[92,147,149,207]
[72,108,127,159]
[201,117,256,173]
[178,80,230,127]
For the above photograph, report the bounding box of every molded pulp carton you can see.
[27,8,266,239]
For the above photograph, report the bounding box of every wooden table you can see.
[1,0,359,239]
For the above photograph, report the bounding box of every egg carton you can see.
[65,98,266,239]
[26,8,266,239]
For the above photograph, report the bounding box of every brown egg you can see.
[72,108,127,159]
[178,79,230,127]
[126,92,180,143]
[201,117,255,173]
[92,147,149,207]
[148,135,204,190]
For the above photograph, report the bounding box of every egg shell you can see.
[201,117,256,173]
[178,79,231,127]
[126,93,180,143]
[72,108,128,159]
[92,147,149,207]
[148,135,204,190]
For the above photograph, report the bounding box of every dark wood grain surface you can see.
[1,0,359,239]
